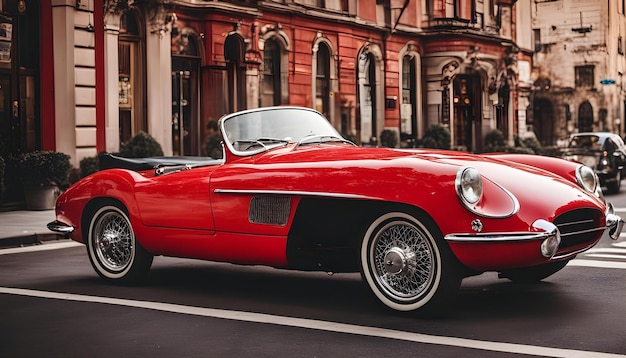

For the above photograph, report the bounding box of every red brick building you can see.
[0,0,532,204]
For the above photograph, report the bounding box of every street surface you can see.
[1,193,626,357]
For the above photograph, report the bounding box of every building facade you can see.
[530,0,626,146]
[1,0,535,205]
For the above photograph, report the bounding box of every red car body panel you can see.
[54,143,608,273]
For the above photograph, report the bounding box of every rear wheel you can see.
[86,201,153,283]
[360,212,460,312]
[499,260,569,283]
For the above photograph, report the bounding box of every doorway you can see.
[171,58,199,156]
[0,4,39,157]
[453,75,481,152]
[0,2,40,205]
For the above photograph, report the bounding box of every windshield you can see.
[221,107,344,155]
[568,135,604,151]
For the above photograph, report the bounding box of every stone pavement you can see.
[0,209,63,247]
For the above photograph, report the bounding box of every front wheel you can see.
[86,202,153,284]
[360,212,460,312]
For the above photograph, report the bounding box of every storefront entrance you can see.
[0,2,40,204]
[0,3,39,158]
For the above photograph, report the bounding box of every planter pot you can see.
[23,185,59,210]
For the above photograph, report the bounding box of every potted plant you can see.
[18,150,72,210]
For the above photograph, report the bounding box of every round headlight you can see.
[456,167,483,206]
[576,165,597,193]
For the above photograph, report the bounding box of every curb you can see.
[0,233,65,249]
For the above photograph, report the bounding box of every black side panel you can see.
[286,198,384,272]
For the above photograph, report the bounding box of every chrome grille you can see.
[249,196,291,226]
[554,208,603,249]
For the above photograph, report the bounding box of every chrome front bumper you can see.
[47,220,75,235]
[605,203,624,240]
[445,219,562,258]
[445,204,624,260]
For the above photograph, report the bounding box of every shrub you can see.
[483,129,506,152]
[205,134,223,159]
[421,124,450,149]
[519,136,542,155]
[80,156,100,178]
[18,150,72,189]
[380,129,398,148]
[119,131,163,158]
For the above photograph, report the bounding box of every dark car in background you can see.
[562,132,626,194]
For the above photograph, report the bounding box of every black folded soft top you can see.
[98,152,222,171]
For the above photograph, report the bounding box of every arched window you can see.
[401,55,417,143]
[315,42,331,118]
[262,38,282,106]
[532,98,555,146]
[496,79,510,136]
[225,34,246,112]
[578,101,593,133]
[358,52,377,145]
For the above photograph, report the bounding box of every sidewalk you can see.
[0,209,64,247]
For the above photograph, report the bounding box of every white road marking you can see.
[586,248,626,254]
[0,240,82,255]
[0,287,623,358]
[585,254,626,260]
[569,259,626,269]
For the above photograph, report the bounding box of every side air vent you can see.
[249,196,291,226]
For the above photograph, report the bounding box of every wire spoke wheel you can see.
[93,210,134,272]
[372,221,434,300]
[86,201,153,283]
[361,212,459,312]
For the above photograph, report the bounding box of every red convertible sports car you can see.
[49,106,624,313]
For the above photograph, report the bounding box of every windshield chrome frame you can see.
[220,106,342,157]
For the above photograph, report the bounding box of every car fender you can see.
[484,153,581,185]
[56,169,146,244]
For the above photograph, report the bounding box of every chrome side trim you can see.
[47,220,75,234]
[445,232,551,242]
[214,189,373,200]
[445,219,557,243]
[552,246,594,260]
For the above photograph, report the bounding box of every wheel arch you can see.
[286,197,446,272]
[81,197,135,244]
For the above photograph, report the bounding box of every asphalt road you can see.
[0,227,624,358]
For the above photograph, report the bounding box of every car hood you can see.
[213,145,605,235]
[241,145,586,197]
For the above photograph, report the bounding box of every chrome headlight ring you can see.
[456,166,483,209]
[575,165,602,198]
